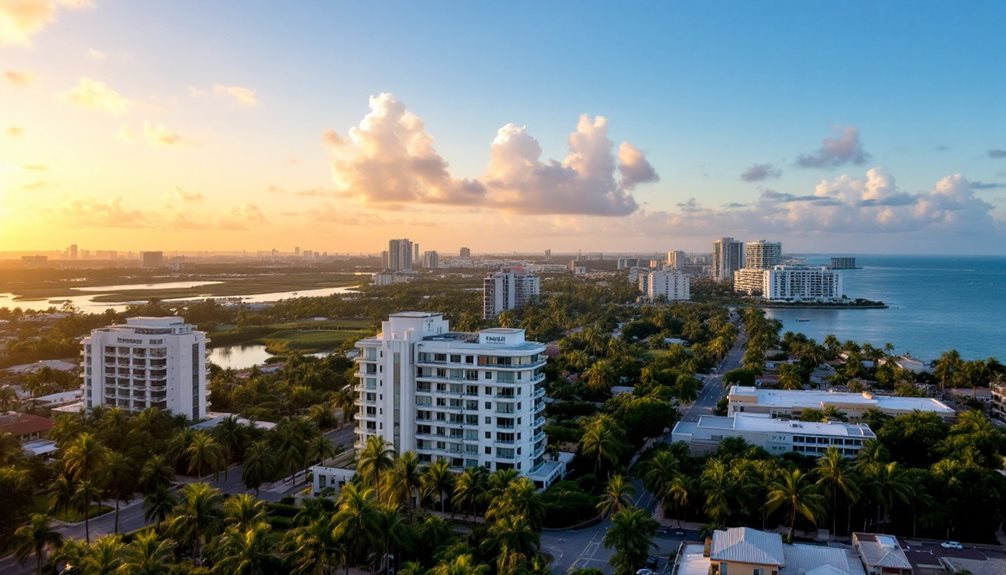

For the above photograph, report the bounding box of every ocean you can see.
[761,255,1006,362]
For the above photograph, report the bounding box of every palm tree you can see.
[430,554,487,575]
[0,430,21,466]
[210,522,279,575]
[142,486,176,529]
[933,349,963,395]
[63,432,110,542]
[139,454,175,492]
[224,493,267,530]
[641,450,679,514]
[596,474,635,518]
[48,475,76,519]
[583,359,617,393]
[118,530,176,575]
[79,534,124,575]
[356,435,395,487]
[766,468,824,541]
[371,503,412,574]
[701,459,732,527]
[185,431,224,479]
[868,461,912,533]
[483,514,539,575]
[421,459,454,513]
[166,482,223,565]
[669,474,691,527]
[104,451,137,533]
[242,439,277,495]
[603,506,658,575]
[273,420,310,485]
[212,415,247,479]
[579,415,627,475]
[385,451,423,514]
[307,434,338,468]
[73,479,102,535]
[0,384,18,411]
[451,466,488,517]
[12,513,64,575]
[283,514,339,575]
[486,477,545,531]
[815,447,860,535]
[487,468,519,500]
[332,484,378,572]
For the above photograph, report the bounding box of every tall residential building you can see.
[141,251,164,268]
[744,240,782,269]
[352,312,561,486]
[413,243,420,263]
[712,237,745,282]
[422,250,440,269]
[459,246,471,258]
[388,238,414,271]
[483,267,540,319]
[81,317,207,420]
[734,265,843,301]
[638,268,690,302]
[666,250,686,270]
[69,244,78,259]
[830,257,857,269]
[544,249,552,263]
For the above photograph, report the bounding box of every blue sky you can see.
[2,0,1004,253]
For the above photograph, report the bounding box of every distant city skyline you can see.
[2,1,1004,254]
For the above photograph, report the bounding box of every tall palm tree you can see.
[700,459,732,527]
[139,454,175,492]
[385,451,423,514]
[372,504,412,574]
[118,530,176,575]
[212,415,247,479]
[641,450,679,506]
[63,432,110,542]
[224,493,268,531]
[0,384,18,411]
[79,534,124,575]
[185,431,224,479]
[603,506,658,575]
[12,513,64,575]
[282,514,339,575]
[579,415,626,475]
[451,466,488,517]
[104,451,137,533]
[142,486,176,529]
[868,461,912,533]
[73,479,102,536]
[669,474,691,527]
[487,468,519,500]
[596,474,635,518]
[0,430,21,466]
[486,477,545,531]
[356,435,395,487]
[332,484,378,572]
[421,459,454,513]
[48,475,76,519]
[242,439,277,495]
[815,447,860,535]
[165,482,223,565]
[483,514,539,575]
[210,522,279,575]
[583,359,617,393]
[307,434,338,468]
[430,554,487,575]
[766,468,824,541]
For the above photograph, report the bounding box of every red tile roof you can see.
[0,412,55,438]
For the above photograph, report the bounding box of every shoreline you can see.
[756,302,888,310]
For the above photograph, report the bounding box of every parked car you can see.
[636,569,654,575]
[941,541,964,550]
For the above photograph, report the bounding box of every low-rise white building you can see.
[671,413,875,456]
[728,385,955,421]
[735,265,843,302]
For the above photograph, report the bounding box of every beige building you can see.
[727,385,955,421]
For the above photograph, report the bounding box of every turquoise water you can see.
[763,255,1006,362]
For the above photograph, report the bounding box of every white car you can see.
[941,541,963,550]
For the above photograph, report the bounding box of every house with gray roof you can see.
[852,533,912,575]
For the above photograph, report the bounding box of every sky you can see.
[1,1,1005,255]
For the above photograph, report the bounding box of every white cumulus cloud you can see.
[0,0,92,45]
[62,77,133,113]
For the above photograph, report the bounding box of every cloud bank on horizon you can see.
[323,93,658,216]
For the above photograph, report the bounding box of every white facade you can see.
[666,250,686,270]
[671,413,875,457]
[728,385,955,420]
[712,237,745,282]
[744,240,782,269]
[482,267,540,319]
[354,313,555,484]
[733,268,768,296]
[764,265,842,302]
[638,268,690,302]
[82,317,207,420]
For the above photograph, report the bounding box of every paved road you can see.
[0,424,356,575]
[679,328,746,424]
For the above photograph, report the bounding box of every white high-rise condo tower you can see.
[712,237,745,282]
[82,317,207,420]
[744,240,782,269]
[483,267,540,319]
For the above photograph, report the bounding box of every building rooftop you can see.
[711,527,785,566]
[730,386,954,415]
[390,311,442,319]
[0,412,55,437]
[781,543,865,575]
[853,533,912,570]
[125,316,186,326]
[678,413,875,438]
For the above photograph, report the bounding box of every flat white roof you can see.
[680,413,875,438]
[730,386,954,414]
